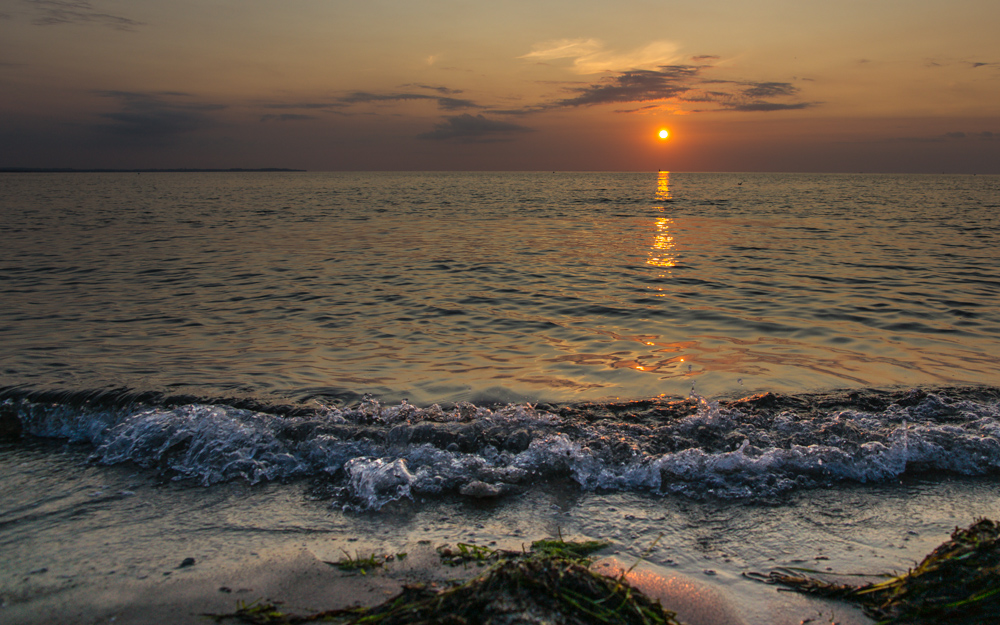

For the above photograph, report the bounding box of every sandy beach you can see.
[2,540,875,625]
[5,415,999,625]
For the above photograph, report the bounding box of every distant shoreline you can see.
[0,168,306,173]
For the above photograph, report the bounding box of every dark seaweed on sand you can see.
[765,518,1000,625]
[208,540,679,625]
[336,556,680,625]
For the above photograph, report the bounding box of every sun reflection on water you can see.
[655,170,672,202]
[647,171,676,272]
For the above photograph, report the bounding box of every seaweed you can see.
[530,539,609,563]
[326,551,393,574]
[208,539,679,625]
[338,554,681,625]
[435,537,609,568]
[437,542,502,567]
[761,518,1000,625]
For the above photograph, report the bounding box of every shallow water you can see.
[3,439,997,624]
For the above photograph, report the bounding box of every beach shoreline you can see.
[2,541,874,625]
[3,453,995,625]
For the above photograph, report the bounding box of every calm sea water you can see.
[2,172,999,624]
[2,171,999,405]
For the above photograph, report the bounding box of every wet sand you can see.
[6,445,997,625]
[1,543,872,625]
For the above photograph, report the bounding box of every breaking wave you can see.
[2,387,999,510]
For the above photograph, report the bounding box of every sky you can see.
[1,0,999,172]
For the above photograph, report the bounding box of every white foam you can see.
[7,391,1000,509]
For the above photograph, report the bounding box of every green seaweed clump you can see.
[210,542,676,625]
[437,542,502,567]
[336,555,679,625]
[329,551,408,574]
[351,555,678,625]
[530,539,609,563]
[769,518,1000,625]
[435,538,609,568]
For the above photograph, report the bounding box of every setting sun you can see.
[658,129,669,139]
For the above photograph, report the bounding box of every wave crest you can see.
[4,387,999,509]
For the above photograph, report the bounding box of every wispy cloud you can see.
[925,57,1000,70]
[876,130,998,143]
[24,0,143,31]
[91,91,224,139]
[516,41,817,115]
[521,39,602,62]
[263,101,346,111]
[725,101,813,112]
[738,82,798,99]
[417,114,533,142]
[403,84,465,96]
[340,91,479,111]
[262,88,479,115]
[693,81,814,111]
[520,38,682,74]
[553,66,700,106]
[260,113,316,122]
[535,64,816,114]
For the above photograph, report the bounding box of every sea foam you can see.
[5,389,1000,509]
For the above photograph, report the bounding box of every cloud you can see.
[520,38,681,74]
[516,42,816,115]
[874,131,998,144]
[340,91,479,111]
[724,101,813,112]
[260,113,316,122]
[925,57,1000,70]
[739,82,798,99]
[267,90,479,114]
[613,104,664,114]
[520,38,603,62]
[264,101,347,111]
[404,84,465,96]
[521,54,819,113]
[543,67,816,113]
[91,91,224,139]
[554,66,700,106]
[702,81,814,111]
[24,0,143,30]
[417,114,533,142]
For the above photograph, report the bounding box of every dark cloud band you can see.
[91,91,224,139]
[417,114,533,142]
[25,0,143,31]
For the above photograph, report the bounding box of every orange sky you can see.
[1,0,999,172]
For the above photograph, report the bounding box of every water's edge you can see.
[4,384,998,510]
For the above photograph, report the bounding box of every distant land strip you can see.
[0,168,306,173]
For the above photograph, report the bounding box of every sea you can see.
[2,171,999,624]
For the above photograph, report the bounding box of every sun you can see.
[658,129,669,139]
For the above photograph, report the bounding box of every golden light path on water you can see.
[648,171,677,272]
